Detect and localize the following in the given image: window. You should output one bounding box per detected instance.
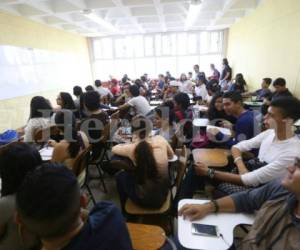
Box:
[92,30,224,79]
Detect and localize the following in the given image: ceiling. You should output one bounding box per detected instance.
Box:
[0,0,261,37]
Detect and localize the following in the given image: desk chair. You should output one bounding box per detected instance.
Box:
[125,145,188,234]
[127,223,166,250]
[73,145,96,205]
[192,148,230,167]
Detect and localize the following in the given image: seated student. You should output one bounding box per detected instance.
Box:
[179,73,193,94]
[193,76,208,103]
[49,110,89,170]
[243,77,272,101]
[0,142,41,250]
[229,73,248,93]
[112,116,173,212]
[15,165,132,250]
[177,172,300,250]
[173,92,194,143]
[109,78,120,97]
[272,77,293,100]
[193,97,300,195]
[207,91,260,148]
[157,74,166,93]
[24,96,52,142]
[73,86,83,110]
[163,80,180,102]
[81,91,109,159]
[85,85,94,92]
[153,104,176,142]
[94,79,113,99]
[114,81,131,106]
[205,79,220,104]
[207,93,236,126]
[56,92,79,119]
[118,85,152,116]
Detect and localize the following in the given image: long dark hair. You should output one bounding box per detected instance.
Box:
[29,96,52,119]
[0,142,42,196]
[54,110,81,158]
[132,116,158,184]
[208,93,224,121]
[59,92,76,110]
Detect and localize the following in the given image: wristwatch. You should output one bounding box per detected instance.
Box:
[207,168,215,179]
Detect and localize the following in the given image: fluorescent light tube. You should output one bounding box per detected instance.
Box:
[85,12,120,33]
[185,0,202,30]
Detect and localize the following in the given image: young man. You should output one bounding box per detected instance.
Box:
[95,79,113,99]
[208,64,220,81]
[243,77,272,101]
[16,164,132,250]
[272,77,293,100]
[118,85,151,116]
[178,164,300,249]
[207,91,260,148]
[195,97,300,191]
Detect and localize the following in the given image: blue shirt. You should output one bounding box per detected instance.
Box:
[64,202,132,250]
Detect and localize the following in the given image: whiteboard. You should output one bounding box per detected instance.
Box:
[0,45,90,100]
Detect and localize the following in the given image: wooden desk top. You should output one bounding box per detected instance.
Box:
[192,148,230,167]
[127,223,166,250]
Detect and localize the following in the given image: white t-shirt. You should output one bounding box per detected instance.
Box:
[24,117,51,142]
[128,96,152,116]
[234,129,300,186]
[180,80,193,94]
[194,84,208,100]
[97,86,113,98]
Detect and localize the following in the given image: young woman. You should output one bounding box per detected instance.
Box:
[24,96,52,142]
[112,116,174,211]
[229,73,248,93]
[153,104,176,142]
[49,110,89,170]
[56,92,79,119]
[0,142,41,250]
[207,93,236,125]
[179,73,193,94]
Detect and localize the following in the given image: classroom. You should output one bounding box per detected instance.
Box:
[0,0,300,249]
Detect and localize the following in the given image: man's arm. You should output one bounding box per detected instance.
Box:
[231,146,248,174]
[178,196,236,221]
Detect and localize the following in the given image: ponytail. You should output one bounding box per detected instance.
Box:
[134,140,158,185]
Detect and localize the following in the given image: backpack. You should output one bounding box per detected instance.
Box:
[0,130,18,145]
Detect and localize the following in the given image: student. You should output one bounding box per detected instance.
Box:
[153,104,176,142]
[49,110,89,170]
[272,77,293,100]
[173,92,194,143]
[157,74,166,92]
[208,63,220,81]
[187,72,193,80]
[207,91,260,148]
[73,86,83,110]
[85,85,94,92]
[179,73,193,94]
[194,97,300,193]
[15,165,132,250]
[56,92,79,119]
[24,96,52,142]
[219,58,232,91]
[229,73,248,93]
[0,142,41,250]
[112,116,173,211]
[207,93,236,125]
[118,85,152,116]
[193,64,200,81]
[109,78,120,97]
[178,173,300,249]
[244,77,272,101]
[193,76,208,102]
[94,79,113,99]
[163,80,180,102]
[205,79,221,104]
[81,91,109,159]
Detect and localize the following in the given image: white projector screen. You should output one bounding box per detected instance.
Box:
[0,45,90,100]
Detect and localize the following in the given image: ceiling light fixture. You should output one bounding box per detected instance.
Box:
[82,9,120,33]
[185,0,202,30]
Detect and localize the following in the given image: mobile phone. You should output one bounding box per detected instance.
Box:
[191,223,219,237]
[121,127,132,135]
